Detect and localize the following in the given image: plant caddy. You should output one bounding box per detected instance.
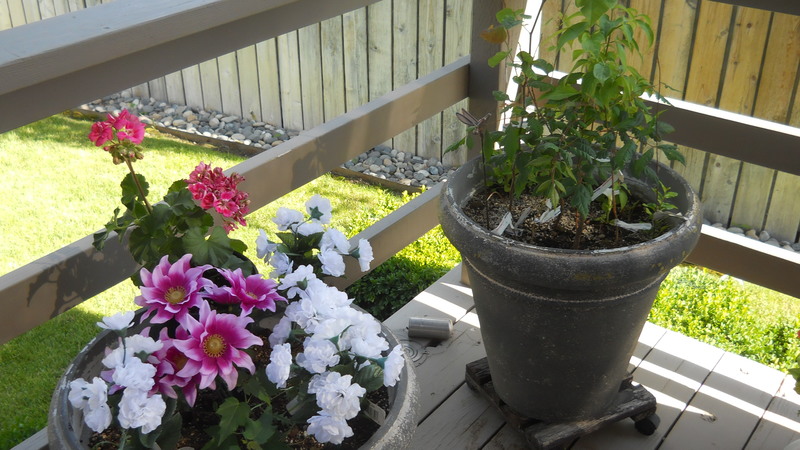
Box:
[439,1,702,447]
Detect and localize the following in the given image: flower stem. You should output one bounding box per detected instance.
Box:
[125,159,153,213]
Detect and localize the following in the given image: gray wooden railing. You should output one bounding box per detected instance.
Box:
[2,0,799,448]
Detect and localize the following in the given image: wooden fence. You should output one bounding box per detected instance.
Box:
[2,0,799,242]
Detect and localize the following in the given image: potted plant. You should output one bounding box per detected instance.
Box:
[49,112,418,448]
[439,1,702,422]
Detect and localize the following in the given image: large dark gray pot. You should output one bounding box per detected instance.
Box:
[439,157,702,421]
[48,308,419,449]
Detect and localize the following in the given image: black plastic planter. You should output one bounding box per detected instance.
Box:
[439,157,702,421]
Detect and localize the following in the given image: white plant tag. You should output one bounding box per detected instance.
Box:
[613,219,652,231]
[363,400,387,426]
[491,212,514,235]
[534,199,561,224]
[513,207,532,229]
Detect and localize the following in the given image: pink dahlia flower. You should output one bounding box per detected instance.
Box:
[173,300,262,390]
[149,328,203,406]
[207,268,286,316]
[134,254,213,326]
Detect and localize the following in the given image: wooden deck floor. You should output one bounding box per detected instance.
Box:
[386,264,800,449]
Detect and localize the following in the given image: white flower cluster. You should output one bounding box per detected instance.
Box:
[257,194,373,279]
[68,311,167,434]
[264,246,404,445]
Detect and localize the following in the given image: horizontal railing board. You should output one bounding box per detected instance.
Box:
[645,97,800,177]
[687,225,800,299]
[0,57,469,346]
[0,0,381,134]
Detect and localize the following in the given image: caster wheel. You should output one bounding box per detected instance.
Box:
[634,414,660,435]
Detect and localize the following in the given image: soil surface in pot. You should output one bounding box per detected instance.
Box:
[464,191,669,250]
[87,333,388,449]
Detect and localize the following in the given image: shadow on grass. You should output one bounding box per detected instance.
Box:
[0,305,106,448]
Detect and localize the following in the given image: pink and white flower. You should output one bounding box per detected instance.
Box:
[207,268,286,315]
[173,301,262,390]
[135,254,213,326]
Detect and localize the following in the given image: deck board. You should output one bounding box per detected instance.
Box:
[402,264,800,449]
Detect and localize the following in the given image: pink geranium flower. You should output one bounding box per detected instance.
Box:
[206,268,286,316]
[111,109,145,144]
[186,162,250,232]
[134,254,213,326]
[173,301,262,390]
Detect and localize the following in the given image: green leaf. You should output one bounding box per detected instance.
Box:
[659,143,685,165]
[578,0,615,24]
[354,363,385,391]
[541,84,579,101]
[557,22,588,51]
[532,58,554,73]
[183,226,236,267]
[488,50,510,68]
[444,136,466,155]
[120,173,149,211]
[217,397,251,438]
[592,63,612,83]
[243,411,277,444]
[154,412,183,450]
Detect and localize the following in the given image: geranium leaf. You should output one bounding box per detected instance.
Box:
[183,226,234,267]
[120,173,149,211]
[243,411,277,444]
[216,397,250,438]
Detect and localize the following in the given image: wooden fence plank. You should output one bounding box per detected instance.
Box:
[164,70,186,106]
[51,0,67,16]
[130,83,149,100]
[416,0,444,159]
[441,0,472,166]
[199,59,222,112]
[537,0,562,66]
[656,0,699,189]
[298,23,324,128]
[628,0,662,81]
[757,13,800,242]
[717,7,771,228]
[7,0,26,27]
[181,64,203,110]
[255,39,282,126]
[37,0,56,19]
[21,0,40,22]
[147,77,167,104]
[218,51,242,117]
[681,0,734,221]
[392,0,419,155]
[367,0,393,148]
[342,7,369,112]
[764,171,800,244]
[277,31,304,130]
[237,45,261,121]
[0,1,12,29]
[321,16,346,122]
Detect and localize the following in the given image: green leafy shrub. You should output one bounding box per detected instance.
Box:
[650,265,800,370]
[349,225,461,321]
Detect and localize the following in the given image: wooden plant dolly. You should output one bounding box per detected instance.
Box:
[465,358,660,450]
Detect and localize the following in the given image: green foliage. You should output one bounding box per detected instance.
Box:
[650,266,800,370]
[449,1,682,236]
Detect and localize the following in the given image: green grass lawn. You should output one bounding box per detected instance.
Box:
[1,114,798,448]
